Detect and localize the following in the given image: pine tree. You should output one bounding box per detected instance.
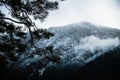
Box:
[0,0,62,68]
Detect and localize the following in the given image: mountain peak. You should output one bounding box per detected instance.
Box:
[44,22,120,64]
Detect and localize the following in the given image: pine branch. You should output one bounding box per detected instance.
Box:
[0,17,34,45]
[0,17,25,24]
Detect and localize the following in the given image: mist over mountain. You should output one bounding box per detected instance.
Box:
[39,22,120,80]
[40,22,120,65]
[1,22,120,80]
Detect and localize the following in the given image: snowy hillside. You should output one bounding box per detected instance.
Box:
[41,22,120,65]
[1,22,120,80]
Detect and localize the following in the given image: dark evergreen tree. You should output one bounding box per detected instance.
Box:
[0,0,62,70]
[0,0,59,45]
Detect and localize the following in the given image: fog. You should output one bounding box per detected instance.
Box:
[74,36,120,63]
[75,36,119,53]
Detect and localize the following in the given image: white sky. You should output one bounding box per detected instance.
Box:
[1,0,120,29]
[36,0,120,29]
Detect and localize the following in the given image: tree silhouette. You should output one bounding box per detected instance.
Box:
[0,0,60,45]
[0,0,64,79]
[0,0,62,67]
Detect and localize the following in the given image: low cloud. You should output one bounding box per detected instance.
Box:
[74,36,120,63]
[75,36,119,53]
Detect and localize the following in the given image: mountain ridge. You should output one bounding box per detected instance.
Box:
[39,22,120,65]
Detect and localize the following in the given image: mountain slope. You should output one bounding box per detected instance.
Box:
[49,22,120,39]
[41,45,120,80]
[13,22,120,80]
[41,22,120,64]
[1,22,119,80]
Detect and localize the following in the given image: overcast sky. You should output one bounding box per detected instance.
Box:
[36,0,120,29]
[1,0,120,29]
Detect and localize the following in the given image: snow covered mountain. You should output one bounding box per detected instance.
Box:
[38,22,120,80]
[3,22,120,80]
[41,22,120,65]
